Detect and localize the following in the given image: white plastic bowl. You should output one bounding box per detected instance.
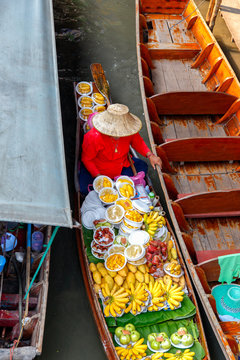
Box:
[116,176,134,187]
[93,226,115,247]
[124,244,145,262]
[105,253,127,272]
[79,107,93,121]
[78,95,94,108]
[76,81,93,96]
[93,104,106,113]
[117,183,136,199]
[93,175,113,193]
[124,211,143,227]
[105,204,125,224]
[128,230,150,246]
[107,245,125,255]
[99,187,119,205]
[132,199,150,214]
[122,219,141,230]
[92,92,107,106]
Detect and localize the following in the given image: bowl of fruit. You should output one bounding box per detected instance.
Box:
[93,175,113,193]
[115,324,141,348]
[105,204,125,224]
[76,81,93,96]
[124,244,145,262]
[147,332,171,353]
[113,235,129,248]
[124,209,143,227]
[93,104,106,113]
[78,95,93,108]
[116,176,134,187]
[93,226,115,247]
[117,183,135,199]
[115,198,133,211]
[105,253,126,272]
[92,92,106,106]
[170,327,194,348]
[99,187,118,205]
[79,107,93,121]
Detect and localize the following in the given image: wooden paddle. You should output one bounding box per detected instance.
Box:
[90,63,111,105]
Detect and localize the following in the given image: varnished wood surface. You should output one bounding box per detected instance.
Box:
[137,1,240,358]
[151,91,237,115]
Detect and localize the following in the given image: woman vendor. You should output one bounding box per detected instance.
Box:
[79,103,162,195]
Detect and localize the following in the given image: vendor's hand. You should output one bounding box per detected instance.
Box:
[148,153,162,170]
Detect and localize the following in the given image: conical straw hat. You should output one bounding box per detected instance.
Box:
[92,104,142,137]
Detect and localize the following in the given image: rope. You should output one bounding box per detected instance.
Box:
[9,340,18,360]
[24,226,59,300]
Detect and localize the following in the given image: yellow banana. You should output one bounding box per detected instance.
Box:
[104,304,110,317]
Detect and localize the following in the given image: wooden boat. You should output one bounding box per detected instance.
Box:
[74,68,209,360]
[136,0,240,359]
[0,1,72,357]
[0,225,51,359]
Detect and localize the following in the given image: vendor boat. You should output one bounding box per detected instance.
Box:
[136,0,240,359]
[74,66,209,360]
[0,1,72,358]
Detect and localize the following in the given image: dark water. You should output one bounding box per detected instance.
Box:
[39,0,240,359]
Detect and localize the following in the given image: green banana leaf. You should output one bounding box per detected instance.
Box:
[105,295,195,328]
[109,318,205,360]
[82,227,104,264]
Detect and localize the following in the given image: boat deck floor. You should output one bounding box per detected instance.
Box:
[145,15,240,255]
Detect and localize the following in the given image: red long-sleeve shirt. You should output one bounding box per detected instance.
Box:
[81,128,150,178]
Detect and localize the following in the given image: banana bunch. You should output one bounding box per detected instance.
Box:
[115,338,148,360]
[143,211,166,236]
[147,281,166,311]
[80,96,93,108]
[103,283,129,317]
[125,283,148,315]
[93,92,105,104]
[164,349,195,360]
[166,261,182,276]
[152,353,164,360]
[159,279,184,310]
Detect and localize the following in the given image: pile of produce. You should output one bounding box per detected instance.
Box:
[80,173,205,360]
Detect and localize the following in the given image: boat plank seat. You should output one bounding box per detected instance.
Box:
[175,189,240,218]
[150,91,238,115]
[196,249,240,264]
[147,42,201,59]
[158,137,240,162]
[0,310,34,327]
[141,0,189,14]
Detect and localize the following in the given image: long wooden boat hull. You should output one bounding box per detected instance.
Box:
[136,1,240,359]
[75,79,209,359]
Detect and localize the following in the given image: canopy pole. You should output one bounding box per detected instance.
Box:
[24,226,60,300]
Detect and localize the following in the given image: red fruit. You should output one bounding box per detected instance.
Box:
[156,336,164,342]
[148,245,157,254]
[146,252,153,261]
[152,255,162,266]
[122,330,130,335]
[150,240,158,247]
[121,237,127,245]
[149,265,157,274]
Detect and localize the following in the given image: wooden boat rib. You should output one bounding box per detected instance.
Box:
[136,0,240,359]
[75,77,209,360]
